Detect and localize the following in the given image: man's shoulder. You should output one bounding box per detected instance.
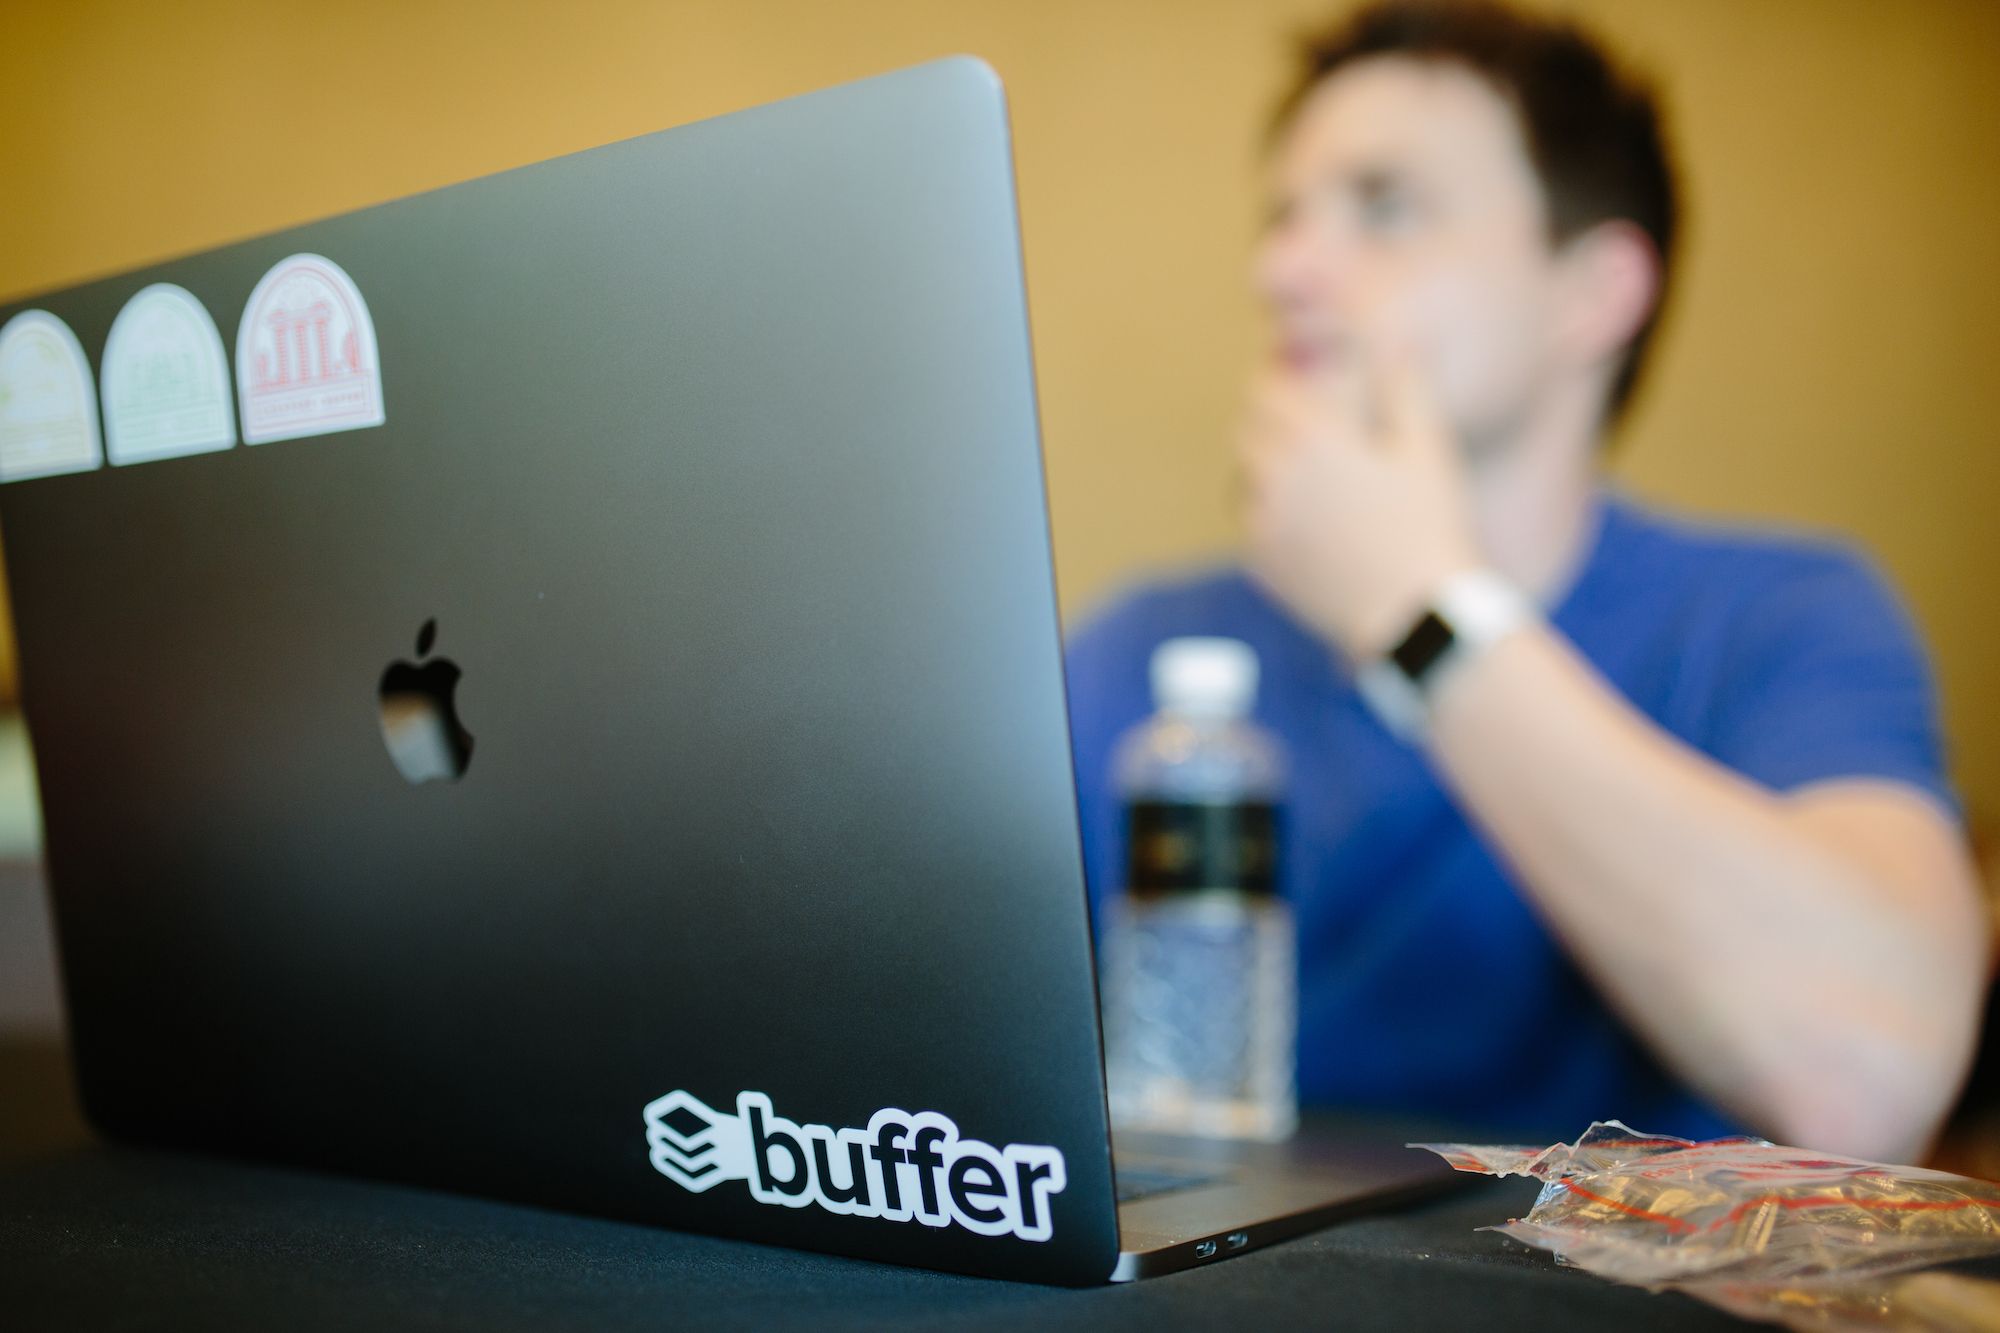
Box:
[1067,563,1265,652]
[1603,496,1953,811]
[1604,491,1878,586]
[1593,492,1903,631]
[1063,563,1299,721]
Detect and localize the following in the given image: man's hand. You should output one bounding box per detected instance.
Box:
[1234,347,1986,1162]
[1238,349,1484,661]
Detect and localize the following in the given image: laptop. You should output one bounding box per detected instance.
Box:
[0,55,1453,1285]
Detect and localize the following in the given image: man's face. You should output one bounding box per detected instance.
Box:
[1255,55,1561,454]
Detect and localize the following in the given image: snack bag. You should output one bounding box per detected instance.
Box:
[1416,1120,2000,1330]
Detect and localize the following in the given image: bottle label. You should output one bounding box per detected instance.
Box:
[1124,800,1279,896]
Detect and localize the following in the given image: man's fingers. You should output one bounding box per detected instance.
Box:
[1302,350,1372,432]
[1234,400,1289,512]
[1254,362,1317,425]
[1239,364,1313,471]
[1378,351,1450,457]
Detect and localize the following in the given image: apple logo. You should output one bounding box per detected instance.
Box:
[377,618,474,784]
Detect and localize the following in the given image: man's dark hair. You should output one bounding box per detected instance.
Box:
[1269,0,1680,432]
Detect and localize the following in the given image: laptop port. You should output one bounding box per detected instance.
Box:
[1193,1240,1218,1259]
[1225,1231,1250,1250]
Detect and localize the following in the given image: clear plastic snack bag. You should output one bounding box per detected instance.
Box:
[1415,1120,2000,1331]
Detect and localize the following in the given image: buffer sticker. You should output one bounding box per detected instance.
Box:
[644,1089,1068,1242]
[101,283,237,464]
[236,253,385,444]
[0,310,103,482]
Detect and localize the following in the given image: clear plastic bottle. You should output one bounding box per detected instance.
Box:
[1101,637,1297,1141]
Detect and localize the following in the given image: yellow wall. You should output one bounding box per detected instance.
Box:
[3,0,1996,820]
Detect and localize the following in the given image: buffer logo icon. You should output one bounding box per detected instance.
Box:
[643,1089,753,1193]
[642,1089,1067,1242]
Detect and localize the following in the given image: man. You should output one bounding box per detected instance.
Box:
[1064,0,1987,1162]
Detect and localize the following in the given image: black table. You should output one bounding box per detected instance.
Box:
[0,1039,1748,1331]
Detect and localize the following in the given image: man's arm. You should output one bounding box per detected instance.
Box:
[1425,618,1986,1162]
[1237,351,1989,1161]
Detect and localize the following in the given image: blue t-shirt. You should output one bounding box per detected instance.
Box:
[1063,488,1956,1141]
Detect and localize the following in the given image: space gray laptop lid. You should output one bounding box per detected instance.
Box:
[0,57,1123,1285]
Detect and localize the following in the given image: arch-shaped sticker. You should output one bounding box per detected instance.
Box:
[0,310,104,483]
[236,253,385,444]
[102,283,237,464]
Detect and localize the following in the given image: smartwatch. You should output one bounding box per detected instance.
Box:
[1353,569,1535,741]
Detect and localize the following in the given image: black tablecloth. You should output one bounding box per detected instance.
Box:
[0,1039,1754,1331]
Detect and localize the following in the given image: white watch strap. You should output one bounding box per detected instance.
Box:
[1354,569,1534,741]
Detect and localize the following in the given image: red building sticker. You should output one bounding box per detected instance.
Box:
[236,253,385,444]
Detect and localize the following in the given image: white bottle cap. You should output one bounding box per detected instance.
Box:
[1150,637,1259,719]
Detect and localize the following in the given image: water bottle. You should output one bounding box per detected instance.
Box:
[1101,636,1297,1141]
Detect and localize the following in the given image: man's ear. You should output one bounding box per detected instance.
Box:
[1550,219,1661,375]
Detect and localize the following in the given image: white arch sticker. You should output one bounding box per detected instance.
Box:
[102,283,237,464]
[0,310,103,483]
[236,252,385,444]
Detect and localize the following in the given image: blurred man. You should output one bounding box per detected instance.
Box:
[1065,0,1987,1162]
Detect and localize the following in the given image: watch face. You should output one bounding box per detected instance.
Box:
[1390,609,1457,683]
